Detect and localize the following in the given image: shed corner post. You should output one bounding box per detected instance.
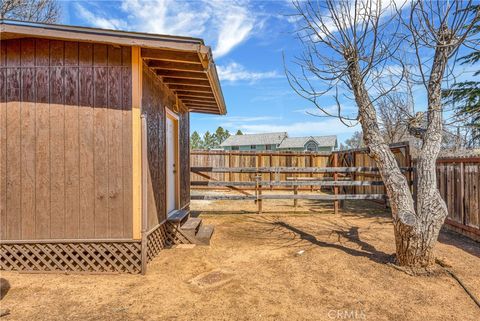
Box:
[131,45,146,273]
[140,114,148,275]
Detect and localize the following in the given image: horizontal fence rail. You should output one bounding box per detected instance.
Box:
[191,180,385,187]
[191,194,386,201]
[191,166,411,173]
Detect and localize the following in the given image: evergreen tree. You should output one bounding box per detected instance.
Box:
[203,131,216,150]
[214,126,230,147]
[442,5,480,147]
[235,130,244,135]
[190,131,203,150]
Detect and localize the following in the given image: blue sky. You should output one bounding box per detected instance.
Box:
[62,0,478,144]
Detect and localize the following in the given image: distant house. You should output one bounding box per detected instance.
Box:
[220,132,337,152]
[278,135,338,152]
[220,132,287,151]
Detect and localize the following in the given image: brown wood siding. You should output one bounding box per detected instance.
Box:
[141,65,180,230]
[179,112,190,208]
[0,38,133,240]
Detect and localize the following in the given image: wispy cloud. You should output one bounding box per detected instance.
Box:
[218,62,282,82]
[74,0,260,58]
[75,3,127,30]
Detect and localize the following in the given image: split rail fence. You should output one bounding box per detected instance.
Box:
[190,144,480,241]
[190,143,411,214]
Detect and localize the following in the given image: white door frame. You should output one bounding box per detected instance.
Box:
[165,107,180,216]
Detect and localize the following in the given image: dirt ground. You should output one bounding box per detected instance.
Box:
[1,194,479,321]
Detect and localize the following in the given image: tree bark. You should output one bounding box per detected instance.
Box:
[343,41,449,268]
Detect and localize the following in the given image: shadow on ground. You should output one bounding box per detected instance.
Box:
[439,229,480,258]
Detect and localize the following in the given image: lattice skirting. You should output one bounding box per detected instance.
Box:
[0,241,142,274]
[1,221,193,274]
[146,221,192,263]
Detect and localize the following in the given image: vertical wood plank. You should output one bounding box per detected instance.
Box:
[131,46,142,239]
[35,38,51,238]
[78,42,95,238]
[107,45,124,237]
[64,41,80,238]
[6,39,22,240]
[0,41,7,239]
[122,46,133,238]
[49,40,65,238]
[20,38,36,239]
[93,43,109,237]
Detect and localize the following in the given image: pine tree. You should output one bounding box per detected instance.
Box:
[214,126,230,147]
[442,5,479,147]
[235,130,244,135]
[203,131,215,150]
[190,131,203,150]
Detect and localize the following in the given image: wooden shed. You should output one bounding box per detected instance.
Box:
[0,20,226,274]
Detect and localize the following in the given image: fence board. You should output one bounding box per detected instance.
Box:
[436,158,480,240]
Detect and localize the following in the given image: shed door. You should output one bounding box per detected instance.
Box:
[166,116,178,215]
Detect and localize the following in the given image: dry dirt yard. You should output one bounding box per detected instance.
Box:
[1,196,479,321]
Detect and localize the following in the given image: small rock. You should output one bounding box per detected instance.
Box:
[295,250,305,256]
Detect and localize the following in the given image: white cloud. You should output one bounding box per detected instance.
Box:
[217,62,281,82]
[75,4,127,30]
[74,0,259,58]
[210,1,255,57]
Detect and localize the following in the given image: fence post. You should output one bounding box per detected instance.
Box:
[460,160,465,226]
[228,152,232,183]
[333,153,339,214]
[269,153,273,190]
[255,175,263,214]
[294,177,298,208]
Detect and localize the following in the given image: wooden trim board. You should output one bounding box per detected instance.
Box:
[132,46,142,240]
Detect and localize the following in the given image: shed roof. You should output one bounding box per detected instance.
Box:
[0,19,226,115]
[220,132,288,147]
[278,136,337,149]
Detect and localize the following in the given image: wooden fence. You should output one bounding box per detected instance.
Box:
[190,145,479,241]
[436,157,480,241]
[191,143,412,214]
[191,150,332,187]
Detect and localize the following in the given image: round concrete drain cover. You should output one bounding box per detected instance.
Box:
[188,269,234,289]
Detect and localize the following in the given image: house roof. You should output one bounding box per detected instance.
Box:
[278,136,337,149]
[220,132,288,147]
[0,19,226,115]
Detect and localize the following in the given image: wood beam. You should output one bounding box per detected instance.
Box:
[169,84,213,93]
[148,60,204,72]
[155,69,208,80]
[184,102,218,108]
[162,78,211,87]
[176,91,215,98]
[190,108,218,114]
[189,107,217,112]
[141,48,201,64]
[181,98,217,104]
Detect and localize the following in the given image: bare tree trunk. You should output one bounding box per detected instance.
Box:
[288,0,478,270]
[344,45,448,268]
